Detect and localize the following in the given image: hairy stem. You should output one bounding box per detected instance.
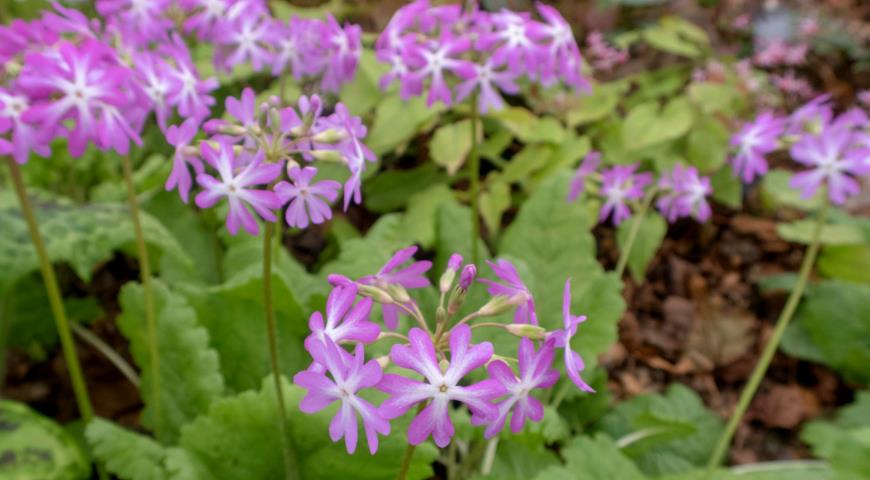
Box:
[263,224,299,480]
[705,205,828,473]
[120,154,162,438]
[468,93,481,265]
[396,443,417,480]
[480,437,499,476]
[6,157,94,419]
[614,188,657,279]
[72,323,140,389]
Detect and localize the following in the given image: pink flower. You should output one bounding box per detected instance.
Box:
[360,246,432,329]
[96,0,173,45]
[304,284,379,353]
[567,151,601,201]
[479,259,537,325]
[787,94,833,135]
[656,165,712,223]
[162,34,218,123]
[0,88,50,164]
[788,126,869,204]
[320,16,362,93]
[599,164,653,225]
[275,167,341,229]
[475,10,538,74]
[294,339,390,454]
[377,325,501,447]
[165,118,203,203]
[730,112,785,183]
[527,3,590,92]
[550,280,594,392]
[194,142,282,235]
[476,338,559,438]
[403,33,472,106]
[454,57,520,113]
[213,11,273,72]
[586,31,628,72]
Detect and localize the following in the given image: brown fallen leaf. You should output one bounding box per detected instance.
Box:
[685,304,755,371]
[751,384,821,429]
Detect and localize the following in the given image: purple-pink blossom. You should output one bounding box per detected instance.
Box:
[360,246,432,329]
[275,167,341,229]
[294,339,390,454]
[788,125,869,204]
[479,259,537,325]
[165,118,203,203]
[567,151,601,201]
[377,325,501,447]
[305,284,379,353]
[729,112,785,183]
[656,165,712,223]
[598,164,653,225]
[550,280,594,392]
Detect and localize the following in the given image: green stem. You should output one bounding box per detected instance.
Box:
[6,157,94,420]
[396,443,416,480]
[468,93,481,265]
[120,155,162,439]
[480,437,499,476]
[614,188,656,279]
[263,224,299,480]
[705,205,828,473]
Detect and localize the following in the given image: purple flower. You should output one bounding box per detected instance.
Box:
[213,11,273,72]
[19,39,141,156]
[656,165,713,223]
[586,31,628,72]
[304,284,379,353]
[319,16,362,93]
[377,325,501,447]
[316,103,375,209]
[275,167,341,229]
[476,338,559,438]
[403,34,472,107]
[0,88,50,164]
[96,0,173,45]
[788,127,869,205]
[181,0,233,40]
[131,51,174,131]
[786,94,833,135]
[165,118,203,203]
[549,280,594,392]
[527,3,590,92]
[294,339,390,454]
[567,151,601,201]
[729,112,784,183]
[162,34,218,123]
[476,10,538,74]
[459,264,477,290]
[270,16,316,78]
[454,57,520,113]
[598,164,653,225]
[194,142,282,235]
[360,246,432,329]
[479,259,537,325]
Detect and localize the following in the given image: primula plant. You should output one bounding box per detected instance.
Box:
[2,1,870,480]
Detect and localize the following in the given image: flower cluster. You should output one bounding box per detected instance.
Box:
[728,95,870,204]
[165,87,375,234]
[585,31,628,72]
[567,152,713,226]
[294,248,594,453]
[374,0,590,112]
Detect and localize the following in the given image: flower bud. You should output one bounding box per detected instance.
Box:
[357,284,393,304]
[311,128,346,144]
[438,358,450,374]
[477,295,513,317]
[309,149,345,162]
[446,288,467,316]
[505,323,547,340]
[386,284,411,304]
[459,264,477,290]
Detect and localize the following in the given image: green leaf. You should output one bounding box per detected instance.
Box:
[818,245,870,283]
[499,171,625,357]
[179,377,438,480]
[367,95,441,156]
[616,212,667,283]
[430,119,480,175]
[566,85,623,127]
[491,107,567,144]
[118,281,225,443]
[401,184,459,248]
[595,384,723,476]
[180,270,308,392]
[686,117,730,172]
[0,400,89,480]
[687,82,744,115]
[622,98,693,151]
[362,163,449,213]
[710,167,742,209]
[761,169,824,211]
[476,438,560,480]
[642,16,709,58]
[501,145,556,184]
[802,391,870,460]
[789,280,870,383]
[479,179,511,236]
[0,194,191,294]
[87,418,171,480]
[434,202,491,277]
[777,221,865,246]
[319,214,410,282]
[554,434,646,480]
[339,49,387,115]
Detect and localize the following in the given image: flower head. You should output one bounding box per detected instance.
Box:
[305,284,379,353]
[788,125,869,204]
[656,165,712,223]
[360,246,431,329]
[729,112,784,183]
[165,118,203,203]
[550,280,594,392]
[598,164,653,225]
[567,151,601,201]
[479,259,537,325]
[275,166,341,229]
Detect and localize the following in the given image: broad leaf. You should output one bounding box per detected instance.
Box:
[622,98,693,151]
[363,163,449,213]
[430,119,479,175]
[616,212,667,283]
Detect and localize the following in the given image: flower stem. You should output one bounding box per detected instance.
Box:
[6,157,95,420]
[614,188,656,279]
[705,205,828,473]
[481,437,499,476]
[120,154,162,439]
[396,443,417,480]
[263,223,299,480]
[468,93,481,265]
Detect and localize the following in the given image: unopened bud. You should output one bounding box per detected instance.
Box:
[309,149,344,162]
[505,323,547,340]
[478,295,513,317]
[446,288,467,316]
[269,107,283,132]
[311,129,346,144]
[357,284,393,304]
[218,123,247,136]
[386,284,411,304]
[459,264,477,290]
[439,254,463,294]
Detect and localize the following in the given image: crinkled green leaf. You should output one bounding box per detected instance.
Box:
[0,400,89,480]
[319,214,410,281]
[363,163,449,213]
[499,171,625,357]
[622,98,693,151]
[595,384,723,476]
[401,183,458,248]
[86,418,169,480]
[617,212,667,283]
[480,179,511,236]
[473,438,560,480]
[491,107,567,144]
[435,202,491,277]
[367,95,441,156]
[557,434,646,479]
[818,245,870,283]
[501,144,556,185]
[118,281,225,443]
[710,167,742,209]
[0,192,190,294]
[686,116,730,172]
[566,85,623,127]
[802,396,870,480]
[777,220,864,246]
[430,119,479,175]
